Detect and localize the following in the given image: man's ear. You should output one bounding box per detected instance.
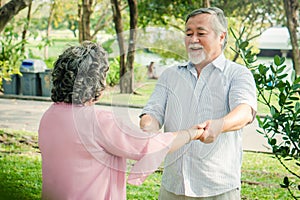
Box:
[219,31,226,46]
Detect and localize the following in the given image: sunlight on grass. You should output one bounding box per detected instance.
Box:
[242,152,300,199]
[99,79,157,107]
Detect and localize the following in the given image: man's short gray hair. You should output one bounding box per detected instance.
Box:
[185,7,228,49]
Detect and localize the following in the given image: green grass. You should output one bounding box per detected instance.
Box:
[0,129,41,200]
[99,79,157,107]
[241,152,300,199]
[1,129,299,199]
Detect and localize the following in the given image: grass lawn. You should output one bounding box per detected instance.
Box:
[99,79,157,107]
[0,129,299,200]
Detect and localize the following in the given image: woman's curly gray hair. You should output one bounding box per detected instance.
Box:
[51,41,109,104]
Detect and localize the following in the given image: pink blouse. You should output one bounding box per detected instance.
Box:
[38,103,175,200]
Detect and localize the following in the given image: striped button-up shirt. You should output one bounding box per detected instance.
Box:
[141,53,257,197]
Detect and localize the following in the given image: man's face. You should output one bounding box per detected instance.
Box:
[185,14,225,66]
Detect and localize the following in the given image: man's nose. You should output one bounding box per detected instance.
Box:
[190,34,200,43]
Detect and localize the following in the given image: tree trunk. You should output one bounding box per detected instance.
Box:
[81,0,92,42]
[78,0,93,43]
[78,1,82,42]
[21,0,31,53]
[284,0,300,75]
[110,0,126,91]
[0,0,31,33]
[121,0,137,94]
[202,0,210,8]
[44,0,56,59]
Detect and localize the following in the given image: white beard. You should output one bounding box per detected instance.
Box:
[187,44,206,65]
[188,50,206,65]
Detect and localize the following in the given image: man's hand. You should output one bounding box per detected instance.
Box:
[139,114,160,133]
[187,123,207,140]
[199,118,224,143]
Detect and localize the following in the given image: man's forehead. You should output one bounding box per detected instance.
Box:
[185,26,208,32]
[185,15,212,31]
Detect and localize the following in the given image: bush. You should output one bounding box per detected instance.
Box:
[232,28,300,199]
[0,22,26,90]
[106,58,120,86]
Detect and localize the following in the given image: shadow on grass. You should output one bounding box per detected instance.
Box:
[0,130,41,200]
[0,154,42,200]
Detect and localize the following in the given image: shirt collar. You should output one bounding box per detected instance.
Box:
[178,53,226,72]
[211,53,226,71]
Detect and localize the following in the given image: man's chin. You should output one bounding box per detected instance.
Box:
[189,57,205,65]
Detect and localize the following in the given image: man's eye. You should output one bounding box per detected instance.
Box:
[186,33,192,36]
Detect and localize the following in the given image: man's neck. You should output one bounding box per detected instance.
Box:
[194,53,222,77]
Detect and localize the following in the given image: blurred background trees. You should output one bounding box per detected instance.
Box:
[0,0,299,91]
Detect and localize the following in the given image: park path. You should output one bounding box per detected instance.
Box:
[0,97,271,153]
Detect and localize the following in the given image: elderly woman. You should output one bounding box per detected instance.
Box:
[38,41,204,200]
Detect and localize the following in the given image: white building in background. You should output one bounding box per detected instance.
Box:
[258,27,292,56]
[256,27,298,81]
[257,27,300,58]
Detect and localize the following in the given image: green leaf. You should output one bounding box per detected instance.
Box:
[283,177,289,186]
[274,55,285,66]
[277,65,286,74]
[294,76,300,84]
[292,83,300,90]
[277,74,288,79]
[279,93,286,106]
[275,81,286,89]
[285,123,291,135]
[295,102,300,112]
[269,138,277,145]
[258,64,266,74]
[270,65,276,73]
[289,96,299,101]
[270,106,278,116]
[239,41,249,49]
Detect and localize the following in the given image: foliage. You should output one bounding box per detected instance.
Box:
[232,28,300,199]
[0,22,26,83]
[138,0,203,29]
[44,57,57,69]
[106,57,120,86]
[137,28,187,62]
[106,57,147,87]
[138,0,285,62]
[138,0,285,32]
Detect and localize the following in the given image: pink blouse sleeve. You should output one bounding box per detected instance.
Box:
[95,110,175,185]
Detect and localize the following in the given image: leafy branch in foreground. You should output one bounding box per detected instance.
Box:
[231,27,300,199]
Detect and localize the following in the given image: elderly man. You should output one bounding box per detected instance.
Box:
[140,7,257,200]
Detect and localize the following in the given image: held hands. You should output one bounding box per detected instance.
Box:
[197,118,224,143]
[186,123,207,141]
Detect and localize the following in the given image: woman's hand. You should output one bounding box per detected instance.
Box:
[187,123,207,141]
[199,118,224,143]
